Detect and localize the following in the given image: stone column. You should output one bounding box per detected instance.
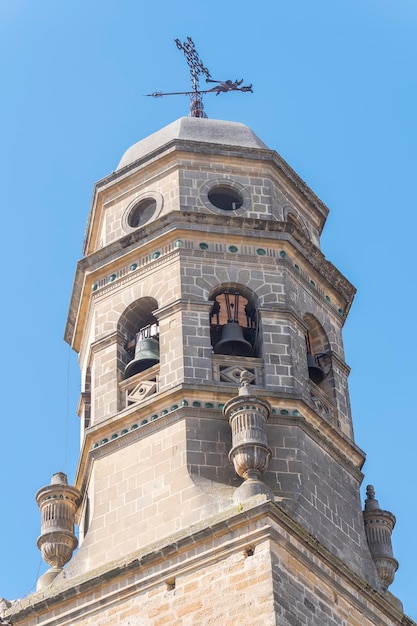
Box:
[363,484,398,591]
[36,472,80,590]
[223,371,273,503]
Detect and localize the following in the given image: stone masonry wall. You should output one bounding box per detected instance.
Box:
[12,540,277,626]
[185,411,377,587]
[10,510,407,626]
[271,538,394,626]
[67,417,233,578]
[266,423,379,586]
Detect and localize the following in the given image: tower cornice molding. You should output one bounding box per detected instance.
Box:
[8,499,411,626]
[74,380,365,499]
[65,212,355,350]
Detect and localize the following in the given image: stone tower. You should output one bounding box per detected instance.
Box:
[2,117,414,625]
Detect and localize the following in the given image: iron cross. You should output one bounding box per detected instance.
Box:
[146,37,253,118]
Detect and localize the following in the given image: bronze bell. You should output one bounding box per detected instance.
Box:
[214,321,253,357]
[124,337,160,379]
[307,353,325,385]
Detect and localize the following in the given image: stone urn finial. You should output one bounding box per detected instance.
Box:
[36,472,81,590]
[363,484,398,592]
[238,370,252,395]
[223,370,273,502]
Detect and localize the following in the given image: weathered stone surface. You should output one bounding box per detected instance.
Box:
[6,502,412,625]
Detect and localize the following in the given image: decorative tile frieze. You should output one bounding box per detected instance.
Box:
[90,236,346,319]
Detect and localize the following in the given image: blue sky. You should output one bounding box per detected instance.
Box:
[1,0,416,619]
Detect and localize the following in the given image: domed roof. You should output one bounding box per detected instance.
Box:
[116,117,268,170]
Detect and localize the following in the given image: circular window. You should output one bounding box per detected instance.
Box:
[122,191,164,233]
[128,198,157,227]
[200,179,250,215]
[207,186,243,211]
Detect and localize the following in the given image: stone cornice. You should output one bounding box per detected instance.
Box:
[65,212,355,348]
[7,499,413,626]
[73,380,365,501]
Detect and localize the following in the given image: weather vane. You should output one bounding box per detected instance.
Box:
[146,37,253,118]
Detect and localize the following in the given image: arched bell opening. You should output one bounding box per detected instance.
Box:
[118,297,160,380]
[304,314,334,402]
[209,286,260,358]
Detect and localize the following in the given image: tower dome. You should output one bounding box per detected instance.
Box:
[116,117,268,170]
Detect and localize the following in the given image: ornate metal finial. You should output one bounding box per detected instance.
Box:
[146,37,253,118]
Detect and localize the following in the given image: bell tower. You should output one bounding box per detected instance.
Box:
[3,116,414,626]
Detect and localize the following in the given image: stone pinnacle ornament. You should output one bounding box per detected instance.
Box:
[36,472,80,590]
[363,484,398,591]
[223,370,273,502]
